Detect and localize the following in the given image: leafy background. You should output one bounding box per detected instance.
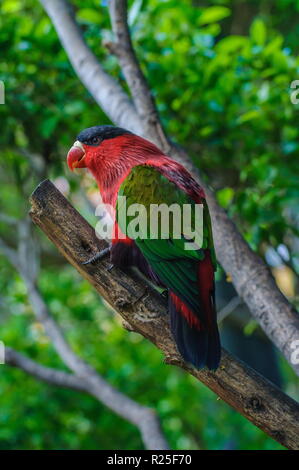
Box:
[0,0,298,450]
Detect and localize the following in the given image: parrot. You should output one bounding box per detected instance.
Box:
[67,125,221,370]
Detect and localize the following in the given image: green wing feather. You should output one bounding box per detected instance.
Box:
[116,165,216,319]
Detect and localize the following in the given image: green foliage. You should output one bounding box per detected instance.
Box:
[133,0,299,252]
[0,0,298,450]
[0,268,285,449]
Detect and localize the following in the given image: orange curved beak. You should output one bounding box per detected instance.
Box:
[67,141,86,171]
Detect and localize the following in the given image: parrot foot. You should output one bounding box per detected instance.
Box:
[82,246,111,265]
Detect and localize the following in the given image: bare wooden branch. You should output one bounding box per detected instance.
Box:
[40,0,143,135]
[5,347,87,392]
[5,346,169,450]
[217,296,243,323]
[0,213,18,225]
[107,0,170,152]
[29,179,299,450]
[0,238,19,270]
[38,0,299,375]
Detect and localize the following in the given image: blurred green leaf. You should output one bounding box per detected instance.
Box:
[216,187,234,209]
[250,19,267,46]
[198,6,231,25]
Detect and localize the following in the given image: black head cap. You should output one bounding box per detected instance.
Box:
[77,125,133,146]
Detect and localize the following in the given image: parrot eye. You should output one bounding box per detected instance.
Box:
[90,136,102,146]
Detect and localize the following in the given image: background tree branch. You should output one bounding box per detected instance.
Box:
[107,0,169,151]
[5,347,88,391]
[5,346,168,450]
[39,0,299,375]
[28,179,299,450]
[39,0,143,135]
[0,218,169,451]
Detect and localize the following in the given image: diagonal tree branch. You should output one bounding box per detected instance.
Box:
[0,213,18,226]
[107,0,170,152]
[39,0,143,135]
[4,346,169,449]
[39,0,299,375]
[0,238,19,270]
[5,347,87,391]
[28,179,299,450]
[107,0,155,117]
[217,296,243,323]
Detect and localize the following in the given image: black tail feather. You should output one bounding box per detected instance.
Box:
[169,293,221,370]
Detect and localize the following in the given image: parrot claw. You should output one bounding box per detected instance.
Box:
[82,246,111,265]
[160,289,168,299]
[106,263,115,272]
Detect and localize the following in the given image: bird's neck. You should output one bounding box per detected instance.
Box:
[90,136,164,206]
